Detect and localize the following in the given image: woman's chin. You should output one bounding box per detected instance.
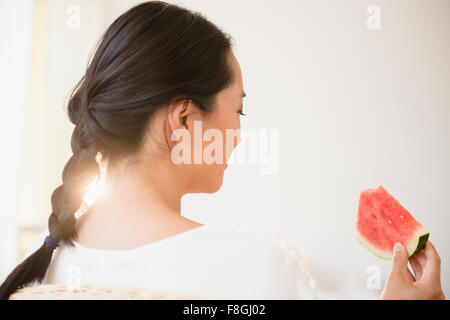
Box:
[206,174,225,194]
[203,170,225,194]
[188,165,227,194]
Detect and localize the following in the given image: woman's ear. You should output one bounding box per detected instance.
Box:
[167,99,198,132]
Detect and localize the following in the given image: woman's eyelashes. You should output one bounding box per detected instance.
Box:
[238,109,246,116]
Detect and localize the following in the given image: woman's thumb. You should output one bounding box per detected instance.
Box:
[391,242,409,275]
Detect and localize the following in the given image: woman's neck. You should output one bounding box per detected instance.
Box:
[73,160,201,250]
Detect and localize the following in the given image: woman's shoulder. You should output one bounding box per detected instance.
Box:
[203,219,307,255]
[195,220,319,299]
[26,221,311,279]
[26,221,318,299]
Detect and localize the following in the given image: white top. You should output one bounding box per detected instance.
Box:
[26,222,318,299]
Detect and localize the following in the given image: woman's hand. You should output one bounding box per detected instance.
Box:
[380,241,446,300]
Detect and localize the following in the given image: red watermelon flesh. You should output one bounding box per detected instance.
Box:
[355,186,429,260]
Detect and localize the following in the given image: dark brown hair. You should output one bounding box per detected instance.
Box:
[0,0,233,299]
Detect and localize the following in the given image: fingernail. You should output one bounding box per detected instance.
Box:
[394,242,403,253]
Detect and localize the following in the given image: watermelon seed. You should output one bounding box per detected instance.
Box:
[388,220,392,224]
[400,215,403,219]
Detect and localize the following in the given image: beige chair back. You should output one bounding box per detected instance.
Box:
[9,283,206,300]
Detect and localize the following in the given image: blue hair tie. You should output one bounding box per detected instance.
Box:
[44,236,59,250]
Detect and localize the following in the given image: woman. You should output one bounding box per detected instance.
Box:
[0,1,445,300]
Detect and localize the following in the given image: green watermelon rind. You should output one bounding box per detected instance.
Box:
[354,227,429,260]
[412,232,429,256]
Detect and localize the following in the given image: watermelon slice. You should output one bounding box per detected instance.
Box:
[355,186,429,260]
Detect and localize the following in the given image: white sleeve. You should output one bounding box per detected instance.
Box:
[254,225,318,300]
[210,221,319,299]
[268,231,318,299]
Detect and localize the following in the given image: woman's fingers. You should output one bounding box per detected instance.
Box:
[409,256,423,280]
[421,241,441,284]
[390,242,410,281]
[406,267,416,283]
[382,241,445,300]
[413,250,427,267]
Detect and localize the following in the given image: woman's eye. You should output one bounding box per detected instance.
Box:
[238,110,246,116]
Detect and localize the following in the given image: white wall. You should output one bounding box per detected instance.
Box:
[0,0,34,279]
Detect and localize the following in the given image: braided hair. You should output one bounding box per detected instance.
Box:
[0,0,234,299]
